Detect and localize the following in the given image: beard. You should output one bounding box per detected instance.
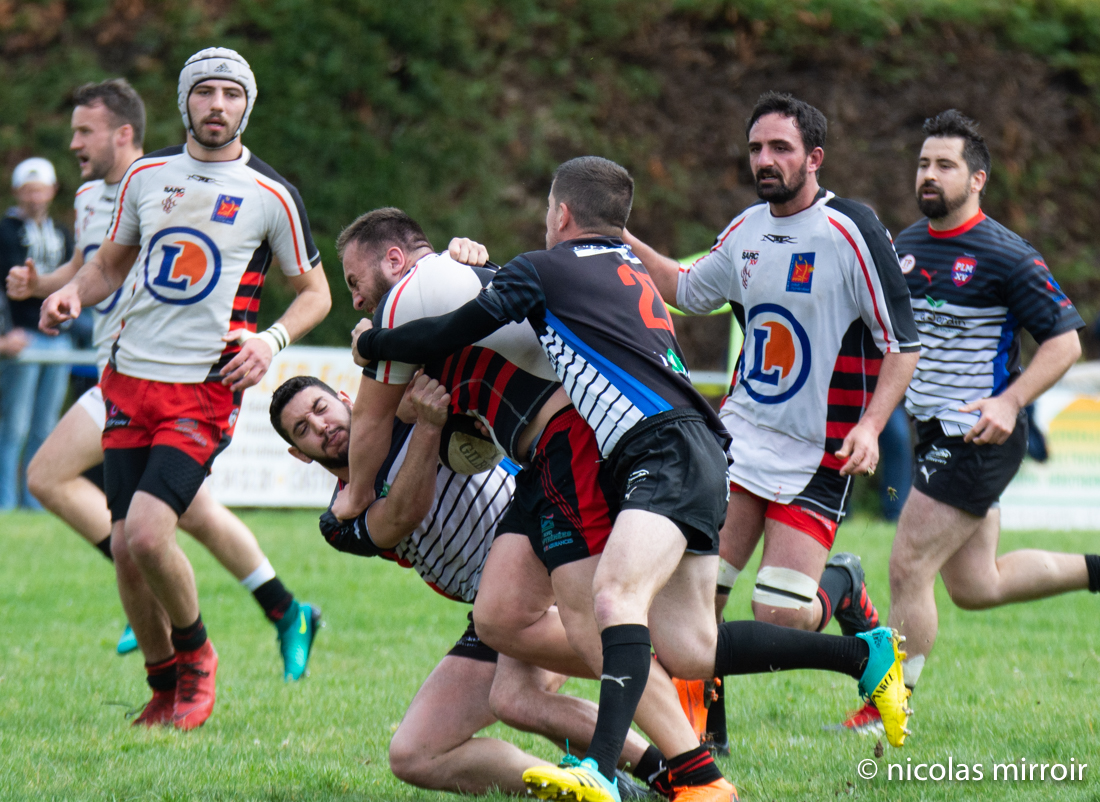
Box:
[917,182,968,220]
[82,147,115,181]
[754,163,808,204]
[191,114,240,149]
[313,451,349,470]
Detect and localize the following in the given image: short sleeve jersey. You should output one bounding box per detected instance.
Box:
[331,420,515,602]
[477,237,728,458]
[676,191,920,503]
[895,210,1084,435]
[364,253,560,461]
[107,145,320,383]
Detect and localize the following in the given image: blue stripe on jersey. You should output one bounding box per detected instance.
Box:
[992,311,1017,396]
[544,309,673,417]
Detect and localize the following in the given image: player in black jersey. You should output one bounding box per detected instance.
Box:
[888,110,1098,697]
[357,158,916,801]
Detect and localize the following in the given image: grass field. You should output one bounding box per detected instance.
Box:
[1,509,1097,801]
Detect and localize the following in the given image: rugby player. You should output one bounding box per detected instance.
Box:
[625,92,921,737]
[40,49,331,729]
[888,110,1096,696]
[270,373,656,798]
[7,79,321,675]
[355,159,914,801]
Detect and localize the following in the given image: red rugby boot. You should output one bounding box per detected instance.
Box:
[173,640,218,730]
[132,689,175,727]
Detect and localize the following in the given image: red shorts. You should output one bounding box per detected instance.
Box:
[100,366,240,467]
[729,481,839,550]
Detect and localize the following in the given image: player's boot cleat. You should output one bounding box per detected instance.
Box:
[856,627,912,747]
[824,700,885,736]
[277,601,322,681]
[614,768,655,800]
[670,777,739,801]
[117,623,139,655]
[827,552,880,637]
[673,677,713,744]
[173,640,218,731]
[131,689,174,726]
[523,755,622,802]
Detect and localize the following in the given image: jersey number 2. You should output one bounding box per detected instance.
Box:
[617,264,674,332]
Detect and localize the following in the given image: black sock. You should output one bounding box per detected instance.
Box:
[715,619,868,680]
[705,676,727,744]
[170,614,207,653]
[633,744,666,785]
[94,535,113,563]
[816,564,852,630]
[253,577,294,624]
[145,655,177,692]
[585,624,652,779]
[666,744,723,788]
[1086,554,1100,593]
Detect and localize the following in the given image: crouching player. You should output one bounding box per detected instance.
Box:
[270,374,656,797]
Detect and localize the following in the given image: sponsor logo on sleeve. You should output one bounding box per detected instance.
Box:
[899,254,916,274]
[211,194,244,224]
[951,255,976,286]
[785,252,815,293]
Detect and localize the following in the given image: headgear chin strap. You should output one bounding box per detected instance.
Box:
[178,47,257,149]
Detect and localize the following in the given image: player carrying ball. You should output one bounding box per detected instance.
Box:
[40,48,331,729]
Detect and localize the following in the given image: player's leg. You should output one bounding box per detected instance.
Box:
[179,486,320,680]
[750,519,830,630]
[939,507,1093,608]
[0,357,38,510]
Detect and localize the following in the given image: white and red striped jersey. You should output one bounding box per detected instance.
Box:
[677,190,919,511]
[106,144,320,383]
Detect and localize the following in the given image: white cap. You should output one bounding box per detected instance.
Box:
[177,47,257,147]
[12,157,57,189]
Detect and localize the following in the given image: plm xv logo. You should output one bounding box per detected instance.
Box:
[143,227,223,306]
[739,303,812,404]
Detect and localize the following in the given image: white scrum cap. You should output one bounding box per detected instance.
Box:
[177,47,257,144]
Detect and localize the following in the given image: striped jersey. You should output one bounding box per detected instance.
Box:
[478,237,728,458]
[106,144,320,383]
[364,252,560,461]
[895,210,1084,435]
[331,420,514,602]
[676,190,920,507]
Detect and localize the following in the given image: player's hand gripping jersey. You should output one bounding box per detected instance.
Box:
[677,191,919,508]
[894,210,1084,436]
[363,252,560,462]
[320,419,515,602]
[107,145,320,383]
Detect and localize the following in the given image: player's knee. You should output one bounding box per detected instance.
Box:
[751,566,819,630]
[488,679,535,732]
[943,578,996,610]
[124,520,169,564]
[471,600,510,654]
[388,728,433,788]
[889,548,930,595]
[25,454,54,505]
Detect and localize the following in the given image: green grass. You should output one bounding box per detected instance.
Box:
[1,510,1097,801]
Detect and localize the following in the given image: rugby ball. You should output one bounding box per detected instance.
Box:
[440,414,504,475]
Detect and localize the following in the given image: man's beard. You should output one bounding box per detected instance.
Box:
[755,163,807,204]
[917,182,967,220]
[313,451,349,470]
[192,114,239,149]
[83,148,114,181]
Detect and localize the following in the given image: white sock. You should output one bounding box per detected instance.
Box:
[902,654,926,688]
[241,559,276,592]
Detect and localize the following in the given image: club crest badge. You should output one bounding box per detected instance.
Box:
[952,256,976,286]
[211,194,244,224]
[786,253,815,293]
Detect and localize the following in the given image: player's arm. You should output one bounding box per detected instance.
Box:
[835,350,920,476]
[221,264,331,392]
[6,250,83,301]
[39,240,138,335]
[621,228,682,305]
[962,329,1080,445]
[356,296,506,366]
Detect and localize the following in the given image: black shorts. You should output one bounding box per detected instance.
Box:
[446,611,498,663]
[607,409,729,554]
[104,445,208,523]
[912,412,1028,518]
[496,408,618,573]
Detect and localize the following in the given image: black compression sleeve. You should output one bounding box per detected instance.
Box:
[318,509,383,558]
[357,298,505,365]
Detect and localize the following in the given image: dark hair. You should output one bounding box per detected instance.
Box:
[550,156,634,232]
[922,109,991,196]
[72,78,146,147]
[269,375,340,445]
[335,207,433,261]
[745,91,827,154]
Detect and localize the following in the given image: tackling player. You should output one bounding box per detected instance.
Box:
[887,110,1096,697]
[625,92,921,737]
[7,79,321,677]
[40,49,331,729]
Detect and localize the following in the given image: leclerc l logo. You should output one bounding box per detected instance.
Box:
[143,227,222,305]
[739,303,812,404]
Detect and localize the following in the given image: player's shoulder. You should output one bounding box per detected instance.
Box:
[121,146,185,183]
[822,194,889,242]
[243,150,303,197]
[717,200,767,241]
[969,214,1038,262]
[75,179,103,198]
[894,218,928,247]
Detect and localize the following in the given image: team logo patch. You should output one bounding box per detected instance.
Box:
[174,418,209,447]
[741,250,758,289]
[899,254,916,274]
[785,253,815,293]
[162,186,186,214]
[143,227,222,305]
[739,303,812,404]
[211,194,244,224]
[952,255,976,286]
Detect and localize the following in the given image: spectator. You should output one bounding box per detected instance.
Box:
[0,281,29,357]
[0,157,73,510]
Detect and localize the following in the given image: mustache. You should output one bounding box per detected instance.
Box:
[201,114,228,125]
[756,167,784,181]
[919,181,944,195]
